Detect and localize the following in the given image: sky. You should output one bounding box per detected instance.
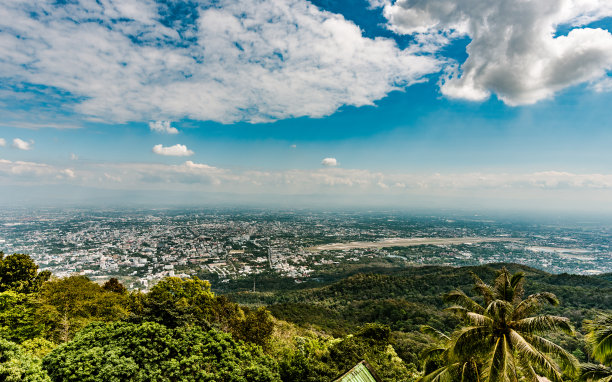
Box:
[0,0,612,212]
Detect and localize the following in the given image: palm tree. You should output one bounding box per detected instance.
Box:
[419,267,578,382]
[581,312,612,381]
[419,325,481,381]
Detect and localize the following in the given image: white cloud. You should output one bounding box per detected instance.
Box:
[152,144,194,157]
[290,144,297,149]
[5,157,612,210]
[0,122,82,130]
[12,138,33,150]
[0,138,5,147]
[0,0,440,124]
[0,158,74,179]
[61,168,76,178]
[321,157,338,167]
[593,77,612,93]
[377,0,612,105]
[149,121,178,134]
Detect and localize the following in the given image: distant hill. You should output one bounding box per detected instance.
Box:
[228,263,611,335]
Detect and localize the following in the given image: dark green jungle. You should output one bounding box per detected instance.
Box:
[1,251,610,381]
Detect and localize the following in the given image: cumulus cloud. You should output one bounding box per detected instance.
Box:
[321,158,338,167]
[0,138,5,147]
[0,0,439,124]
[152,144,194,157]
[376,0,612,105]
[149,121,178,134]
[12,138,33,150]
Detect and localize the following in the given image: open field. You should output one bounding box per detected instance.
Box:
[308,237,522,251]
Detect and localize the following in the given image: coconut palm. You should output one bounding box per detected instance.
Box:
[581,312,612,381]
[419,268,578,382]
[419,325,481,382]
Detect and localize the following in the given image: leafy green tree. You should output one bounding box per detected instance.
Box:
[0,253,50,294]
[235,306,276,349]
[102,278,127,294]
[138,276,216,328]
[36,275,129,342]
[135,277,275,347]
[42,321,281,382]
[420,268,579,382]
[328,323,419,382]
[0,338,50,382]
[0,291,44,342]
[581,313,612,381]
[278,324,418,382]
[278,336,338,382]
[20,338,57,359]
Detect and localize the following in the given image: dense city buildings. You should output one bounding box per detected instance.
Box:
[1,208,610,290]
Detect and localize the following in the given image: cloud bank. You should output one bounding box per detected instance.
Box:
[0,0,439,124]
[5,157,612,210]
[5,158,612,192]
[376,0,612,105]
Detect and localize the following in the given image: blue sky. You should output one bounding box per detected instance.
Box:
[1,0,612,211]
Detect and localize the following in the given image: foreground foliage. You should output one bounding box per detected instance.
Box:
[43,321,281,382]
[0,253,610,381]
[581,313,612,382]
[420,268,579,382]
[0,338,50,382]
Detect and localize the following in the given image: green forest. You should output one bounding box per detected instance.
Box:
[1,251,610,382]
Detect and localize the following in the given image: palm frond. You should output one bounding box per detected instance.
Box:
[493,267,514,303]
[444,305,470,320]
[516,355,539,382]
[421,325,451,341]
[527,334,579,374]
[460,359,481,382]
[512,293,559,320]
[418,365,455,382]
[512,315,574,336]
[510,272,525,304]
[443,290,485,314]
[449,326,492,359]
[485,299,512,323]
[466,312,493,327]
[471,272,495,304]
[420,345,448,361]
[510,272,525,289]
[509,330,563,382]
[579,363,612,382]
[483,334,515,382]
[584,313,612,365]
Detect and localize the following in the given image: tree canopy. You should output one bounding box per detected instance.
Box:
[42,321,281,382]
[419,268,579,382]
[0,338,50,382]
[0,253,50,294]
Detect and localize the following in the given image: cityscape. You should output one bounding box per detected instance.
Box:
[1,208,610,290]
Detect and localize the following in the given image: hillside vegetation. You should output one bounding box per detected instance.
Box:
[0,252,610,381]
